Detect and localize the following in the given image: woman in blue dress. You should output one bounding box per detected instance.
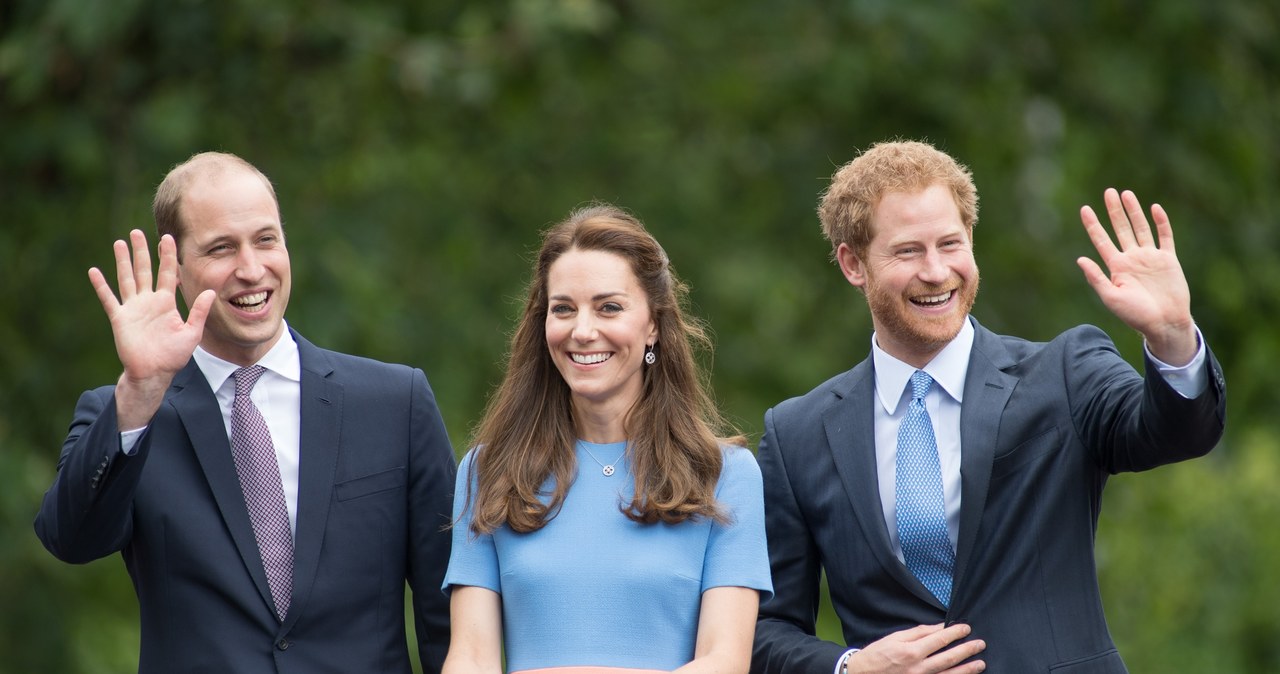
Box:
[443,204,772,674]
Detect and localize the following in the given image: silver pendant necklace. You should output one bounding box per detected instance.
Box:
[580,443,626,476]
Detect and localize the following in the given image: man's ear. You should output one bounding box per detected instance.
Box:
[173,260,190,309]
[835,243,867,289]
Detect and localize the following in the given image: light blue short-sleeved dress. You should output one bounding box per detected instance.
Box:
[443,440,773,673]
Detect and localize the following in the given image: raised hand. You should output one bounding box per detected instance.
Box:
[88,229,214,429]
[1077,188,1198,366]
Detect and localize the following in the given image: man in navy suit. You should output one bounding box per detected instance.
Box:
[751,141,1225,673]
[35,152,456,673]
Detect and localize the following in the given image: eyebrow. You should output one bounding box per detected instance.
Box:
[887,229,967,247]
[548,291,628,302]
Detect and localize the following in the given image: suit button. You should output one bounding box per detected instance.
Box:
[277,639,290,651]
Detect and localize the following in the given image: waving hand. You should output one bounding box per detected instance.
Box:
[1077,188,1198,366]
[88,230,214,429]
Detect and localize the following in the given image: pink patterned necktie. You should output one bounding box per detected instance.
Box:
[231,365,294,621]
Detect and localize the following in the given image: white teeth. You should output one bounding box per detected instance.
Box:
[232,291,268,307]
[915,291,951,306]
[571,352,611,365]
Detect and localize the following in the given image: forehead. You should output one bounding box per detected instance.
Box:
[870,184,965,242]
[180,170,281,244]
[547,248,641,295]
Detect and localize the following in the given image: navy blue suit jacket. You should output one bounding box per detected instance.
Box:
[752,318,1226,673]
[36,330,457,673]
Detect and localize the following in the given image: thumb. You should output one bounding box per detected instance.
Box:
[185,289,216,333]
[1076,256,1111,296]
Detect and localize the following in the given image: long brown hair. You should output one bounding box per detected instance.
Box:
[467,203,743,534]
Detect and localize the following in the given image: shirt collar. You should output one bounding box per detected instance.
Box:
[193,321,301,392]
[872,316,974,415]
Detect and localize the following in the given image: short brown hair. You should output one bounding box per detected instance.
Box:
[818,140,978,259]
[152,152,279,252]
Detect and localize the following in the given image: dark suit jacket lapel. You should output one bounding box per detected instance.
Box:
[171,359,279,615]
[283,330,343,630]
[953,320,1017,596]
[824,359,940,606]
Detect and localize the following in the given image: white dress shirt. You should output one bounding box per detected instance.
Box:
[872,319,973,558]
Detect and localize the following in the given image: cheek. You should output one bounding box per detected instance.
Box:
[545,320,567,349]
[270,256,292,278]
[948,251,977,274]
[179,266,214,293]
[621,316,655,347]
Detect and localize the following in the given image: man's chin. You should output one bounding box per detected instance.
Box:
[904,316,966,350]
[209,321,285,348]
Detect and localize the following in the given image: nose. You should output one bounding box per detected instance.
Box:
[918,248,950,284]
[234,248,266,282]
[571,313,598,343]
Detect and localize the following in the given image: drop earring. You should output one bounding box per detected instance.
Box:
[644,344,657,365]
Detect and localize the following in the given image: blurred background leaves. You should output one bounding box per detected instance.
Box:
[2,0,1277,671]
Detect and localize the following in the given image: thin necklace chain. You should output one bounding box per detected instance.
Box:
[580,443,627,477]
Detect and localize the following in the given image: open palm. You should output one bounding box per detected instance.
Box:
[1076,188,1197,365]
[89,230,214,388]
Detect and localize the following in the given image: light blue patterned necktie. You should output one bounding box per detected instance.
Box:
[895,370,955,607]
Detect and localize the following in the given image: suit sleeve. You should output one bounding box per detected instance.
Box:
[34,387,154,563]
[405,369,458,674]
[752,407,851,674]
[1066,327,1226,474]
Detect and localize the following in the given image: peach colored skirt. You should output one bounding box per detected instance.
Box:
[512,668,668,674]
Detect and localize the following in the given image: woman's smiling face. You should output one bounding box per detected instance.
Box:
[545,248,657,415]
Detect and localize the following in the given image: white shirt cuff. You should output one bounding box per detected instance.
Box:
[1144,325,1208,399]
[835,648,859,674]
[120,426,147,456]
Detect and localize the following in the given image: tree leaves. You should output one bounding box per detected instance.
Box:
[2,1,1276,671]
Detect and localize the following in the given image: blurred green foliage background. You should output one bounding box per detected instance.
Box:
[2,1,1277,671]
